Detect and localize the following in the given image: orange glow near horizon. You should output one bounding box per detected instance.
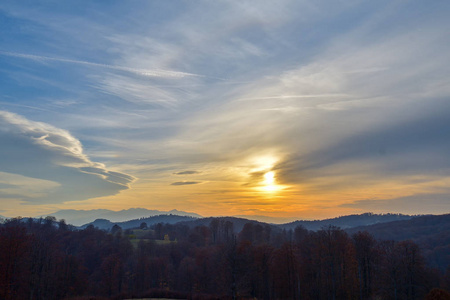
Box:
[5,156,450,220]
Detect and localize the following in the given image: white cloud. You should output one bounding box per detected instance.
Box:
[0,111,136,204]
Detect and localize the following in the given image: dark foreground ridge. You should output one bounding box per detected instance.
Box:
[0,213,449,299]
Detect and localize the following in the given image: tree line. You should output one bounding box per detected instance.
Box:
[0,216,449,300]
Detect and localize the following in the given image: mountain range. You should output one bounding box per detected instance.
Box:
[79,211,419,233]
[44,208,202,226]
[41,207,419,229]
[80,214,198,230]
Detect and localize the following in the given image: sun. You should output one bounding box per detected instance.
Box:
[246,154,285,193]
[264,171,275,185]
[262,171,278,192]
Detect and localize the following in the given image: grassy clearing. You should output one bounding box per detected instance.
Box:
[127,229,175,248]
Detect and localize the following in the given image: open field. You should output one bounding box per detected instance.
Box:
[127,229,175,248]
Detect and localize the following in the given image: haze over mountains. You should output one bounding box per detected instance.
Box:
[45,207,419,229]
[1,208,428,233]
[45,208,202,226]
[81,214,198,231]
[233,214,300,224]
[44,208,311,227]
[77,211,417,232]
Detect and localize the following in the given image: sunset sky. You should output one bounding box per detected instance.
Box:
[1,1,450,221]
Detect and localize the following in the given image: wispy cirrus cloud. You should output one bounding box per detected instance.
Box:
[0,111,136,204]
[0,51,202,79]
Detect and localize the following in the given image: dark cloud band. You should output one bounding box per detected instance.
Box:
[171,181,201,186]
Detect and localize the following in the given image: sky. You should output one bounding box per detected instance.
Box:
[1,0,450,221]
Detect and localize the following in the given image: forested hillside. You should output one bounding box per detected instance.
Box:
[179,216,281,234]
[1,216,449,300]
[347,214,450,271]
[280,212,415,231]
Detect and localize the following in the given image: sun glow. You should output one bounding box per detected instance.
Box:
[245,153,286,193]
[262,171,279,192]
[264,171,275,185]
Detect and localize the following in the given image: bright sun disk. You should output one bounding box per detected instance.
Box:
[264,171,275,185]
[262,171,278,192]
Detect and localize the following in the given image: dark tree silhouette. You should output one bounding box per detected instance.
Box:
[0,217,448,299]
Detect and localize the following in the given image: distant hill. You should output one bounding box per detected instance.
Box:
[79,212,417,233]
[233,215,299,224]
[346,214,450,270]
[178,216,281,234]
[279,213,415,231]
[81,214,198,231]
[346,213,450,240]
[46,208,202,226]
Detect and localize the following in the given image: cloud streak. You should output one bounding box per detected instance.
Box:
[0,111,136,204]
[173,171,200,175]
[0,51,202,79]
[171,181,202,186]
